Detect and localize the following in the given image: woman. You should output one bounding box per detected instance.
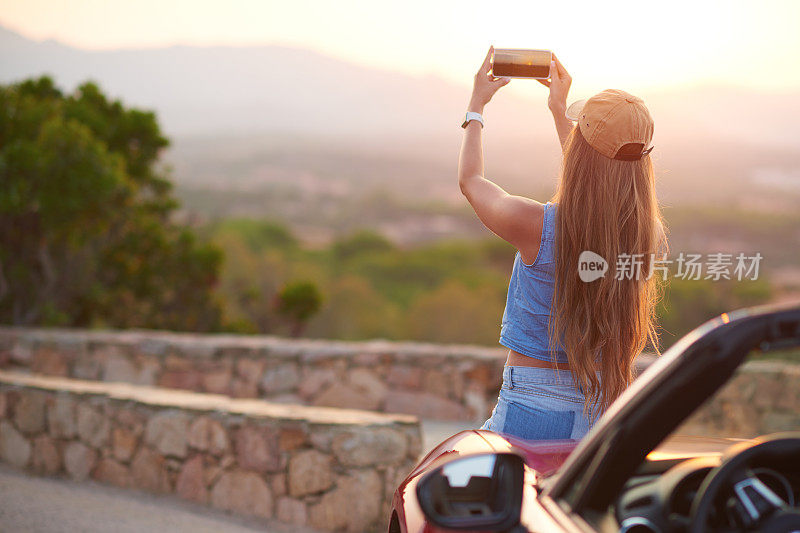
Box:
[459,47,665,441]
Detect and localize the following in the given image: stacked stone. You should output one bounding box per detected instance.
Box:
[0,327,507,422]
[0,372,421,532]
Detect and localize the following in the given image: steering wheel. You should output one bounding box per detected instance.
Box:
[689,434,800,533]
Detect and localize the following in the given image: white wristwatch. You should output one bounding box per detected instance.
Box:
[461,111,484,128]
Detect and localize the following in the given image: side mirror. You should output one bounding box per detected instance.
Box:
[416,452,525,531]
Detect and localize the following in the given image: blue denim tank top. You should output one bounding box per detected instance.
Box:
[499,201,569,364]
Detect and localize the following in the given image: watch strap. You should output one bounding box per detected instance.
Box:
[461,111,484,128]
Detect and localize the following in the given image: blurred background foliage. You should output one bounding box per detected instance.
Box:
[0,77,775,347]
[0,76,222,330]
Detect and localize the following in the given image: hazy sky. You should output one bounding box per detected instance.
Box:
[2,0,799,97]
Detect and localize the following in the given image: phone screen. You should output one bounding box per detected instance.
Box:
[491,49,552,79]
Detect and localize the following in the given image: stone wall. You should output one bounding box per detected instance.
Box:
[0,371,421,532]
[0,327,507,422]
[679,360,800,438]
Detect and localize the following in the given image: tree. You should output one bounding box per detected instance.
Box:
[274,280,323,337]
[657,277,772,348]
[213,233,291,334]
[405,280,504,345]
[210,218,298,253]
[0,76,222,330]
[304,275,403,340]
[332,230,394,263]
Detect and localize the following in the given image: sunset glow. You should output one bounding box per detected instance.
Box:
[2,0,799,96]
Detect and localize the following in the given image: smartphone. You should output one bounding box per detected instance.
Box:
[491,48,552,79]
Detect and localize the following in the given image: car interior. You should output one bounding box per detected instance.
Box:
[614,448,800,532]
[584,347,800,533]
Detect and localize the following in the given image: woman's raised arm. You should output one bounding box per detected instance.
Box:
[458,47,544,262]
[538,54,573,149]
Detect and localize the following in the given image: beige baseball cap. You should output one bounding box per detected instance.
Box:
[565,89,654,161]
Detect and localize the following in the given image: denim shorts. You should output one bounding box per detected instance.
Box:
[480,366,596,441]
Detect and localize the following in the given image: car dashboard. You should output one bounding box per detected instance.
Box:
[615,453,800,532]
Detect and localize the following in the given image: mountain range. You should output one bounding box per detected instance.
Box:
[2,25,799,209]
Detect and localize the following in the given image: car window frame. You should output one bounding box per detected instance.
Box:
[542,303,800,515]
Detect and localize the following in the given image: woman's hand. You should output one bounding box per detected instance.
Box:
[539,53,572,113]
[468,46,510,112]
[539,53,573,148]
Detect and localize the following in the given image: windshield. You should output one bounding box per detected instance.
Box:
[673,347,800,440]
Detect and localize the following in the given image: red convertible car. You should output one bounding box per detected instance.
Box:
[389,303,800,532]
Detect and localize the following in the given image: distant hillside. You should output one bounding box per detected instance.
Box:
[2,25,799,209]
[0,24,499,141]
[2,25,799,148]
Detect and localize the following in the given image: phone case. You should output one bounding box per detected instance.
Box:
[491,49,552,79]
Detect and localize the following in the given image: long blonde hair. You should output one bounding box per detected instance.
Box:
[550,127,666,418]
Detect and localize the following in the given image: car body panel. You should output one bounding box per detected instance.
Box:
[392,430,746,532]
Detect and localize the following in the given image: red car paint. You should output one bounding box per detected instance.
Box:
[391,430,742,533]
